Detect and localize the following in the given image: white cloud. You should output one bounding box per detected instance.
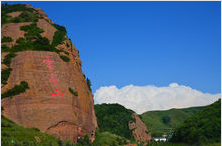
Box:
[94,83,221,114]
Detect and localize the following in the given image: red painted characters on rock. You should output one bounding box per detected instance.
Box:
[43,55,65,97]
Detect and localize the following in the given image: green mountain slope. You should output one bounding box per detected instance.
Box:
[170,99,221,145]
[141,106,204,137]
[1,115,71,146]
[94,103,135,140]
[92,130,130,146]
[2,114,132,146]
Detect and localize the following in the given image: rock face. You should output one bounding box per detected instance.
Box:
[129,113,152,144]
[1,4,97,142]
[37,19,57,43]
[1,22,32,47]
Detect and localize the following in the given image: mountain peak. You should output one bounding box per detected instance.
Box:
[1,3,97,142]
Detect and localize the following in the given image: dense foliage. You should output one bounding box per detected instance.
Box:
[2,36,13,43]
[141,106,204,137]
[1,68,12,85]
[170,99,221,145]
[3,52,17,67]
[94,103,135,140]
[86,78,92,91]
[52,30,66,48]
[20,23,44,40]
[52,23,67,34]
[1,81,29,99]
[1,52,17,85]
[60,55,70,62]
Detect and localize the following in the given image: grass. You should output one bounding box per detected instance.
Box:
[1,116,68,146]
[203,143,221,146]
[92,130,130,146]
[145,142,188,146]
[141,106,204,137]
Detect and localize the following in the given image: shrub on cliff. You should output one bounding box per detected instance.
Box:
[52,30,66,48]
[86,78,92,91]
[53,23,67,34]
[1,52,17,85]
[3,52,17,67]
[20,23,44,41]
[1,68,12,85]
[69,88,78,96]
[2,36,13,43]
[59,55,70,62]
[1,81,29,99]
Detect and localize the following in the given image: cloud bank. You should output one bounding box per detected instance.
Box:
[94,83,221,114]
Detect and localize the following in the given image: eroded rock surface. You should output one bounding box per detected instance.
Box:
[1,4,97,142]
[1,22,32,47]
[7,11,22,18]
[129,113,152,144]
[1,51,97,142]
[37,19,57,43]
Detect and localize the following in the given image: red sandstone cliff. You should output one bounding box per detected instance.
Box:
[129,113,152,145]
[1,4,97,142]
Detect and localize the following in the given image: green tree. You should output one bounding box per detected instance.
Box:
[162,116,171,124]
[58,138,63,146]
[86,78,92,91]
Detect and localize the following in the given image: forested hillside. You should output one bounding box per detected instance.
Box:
[170,99,221,145]
[94,103,135,140]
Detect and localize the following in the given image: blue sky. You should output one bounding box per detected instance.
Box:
[5,1,221,94]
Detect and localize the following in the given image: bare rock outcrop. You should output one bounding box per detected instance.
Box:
[37,19,57,43]
[1,4,97,142]
[129,113,152,144]
[1,22,32,47]
[7,11,22,18]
